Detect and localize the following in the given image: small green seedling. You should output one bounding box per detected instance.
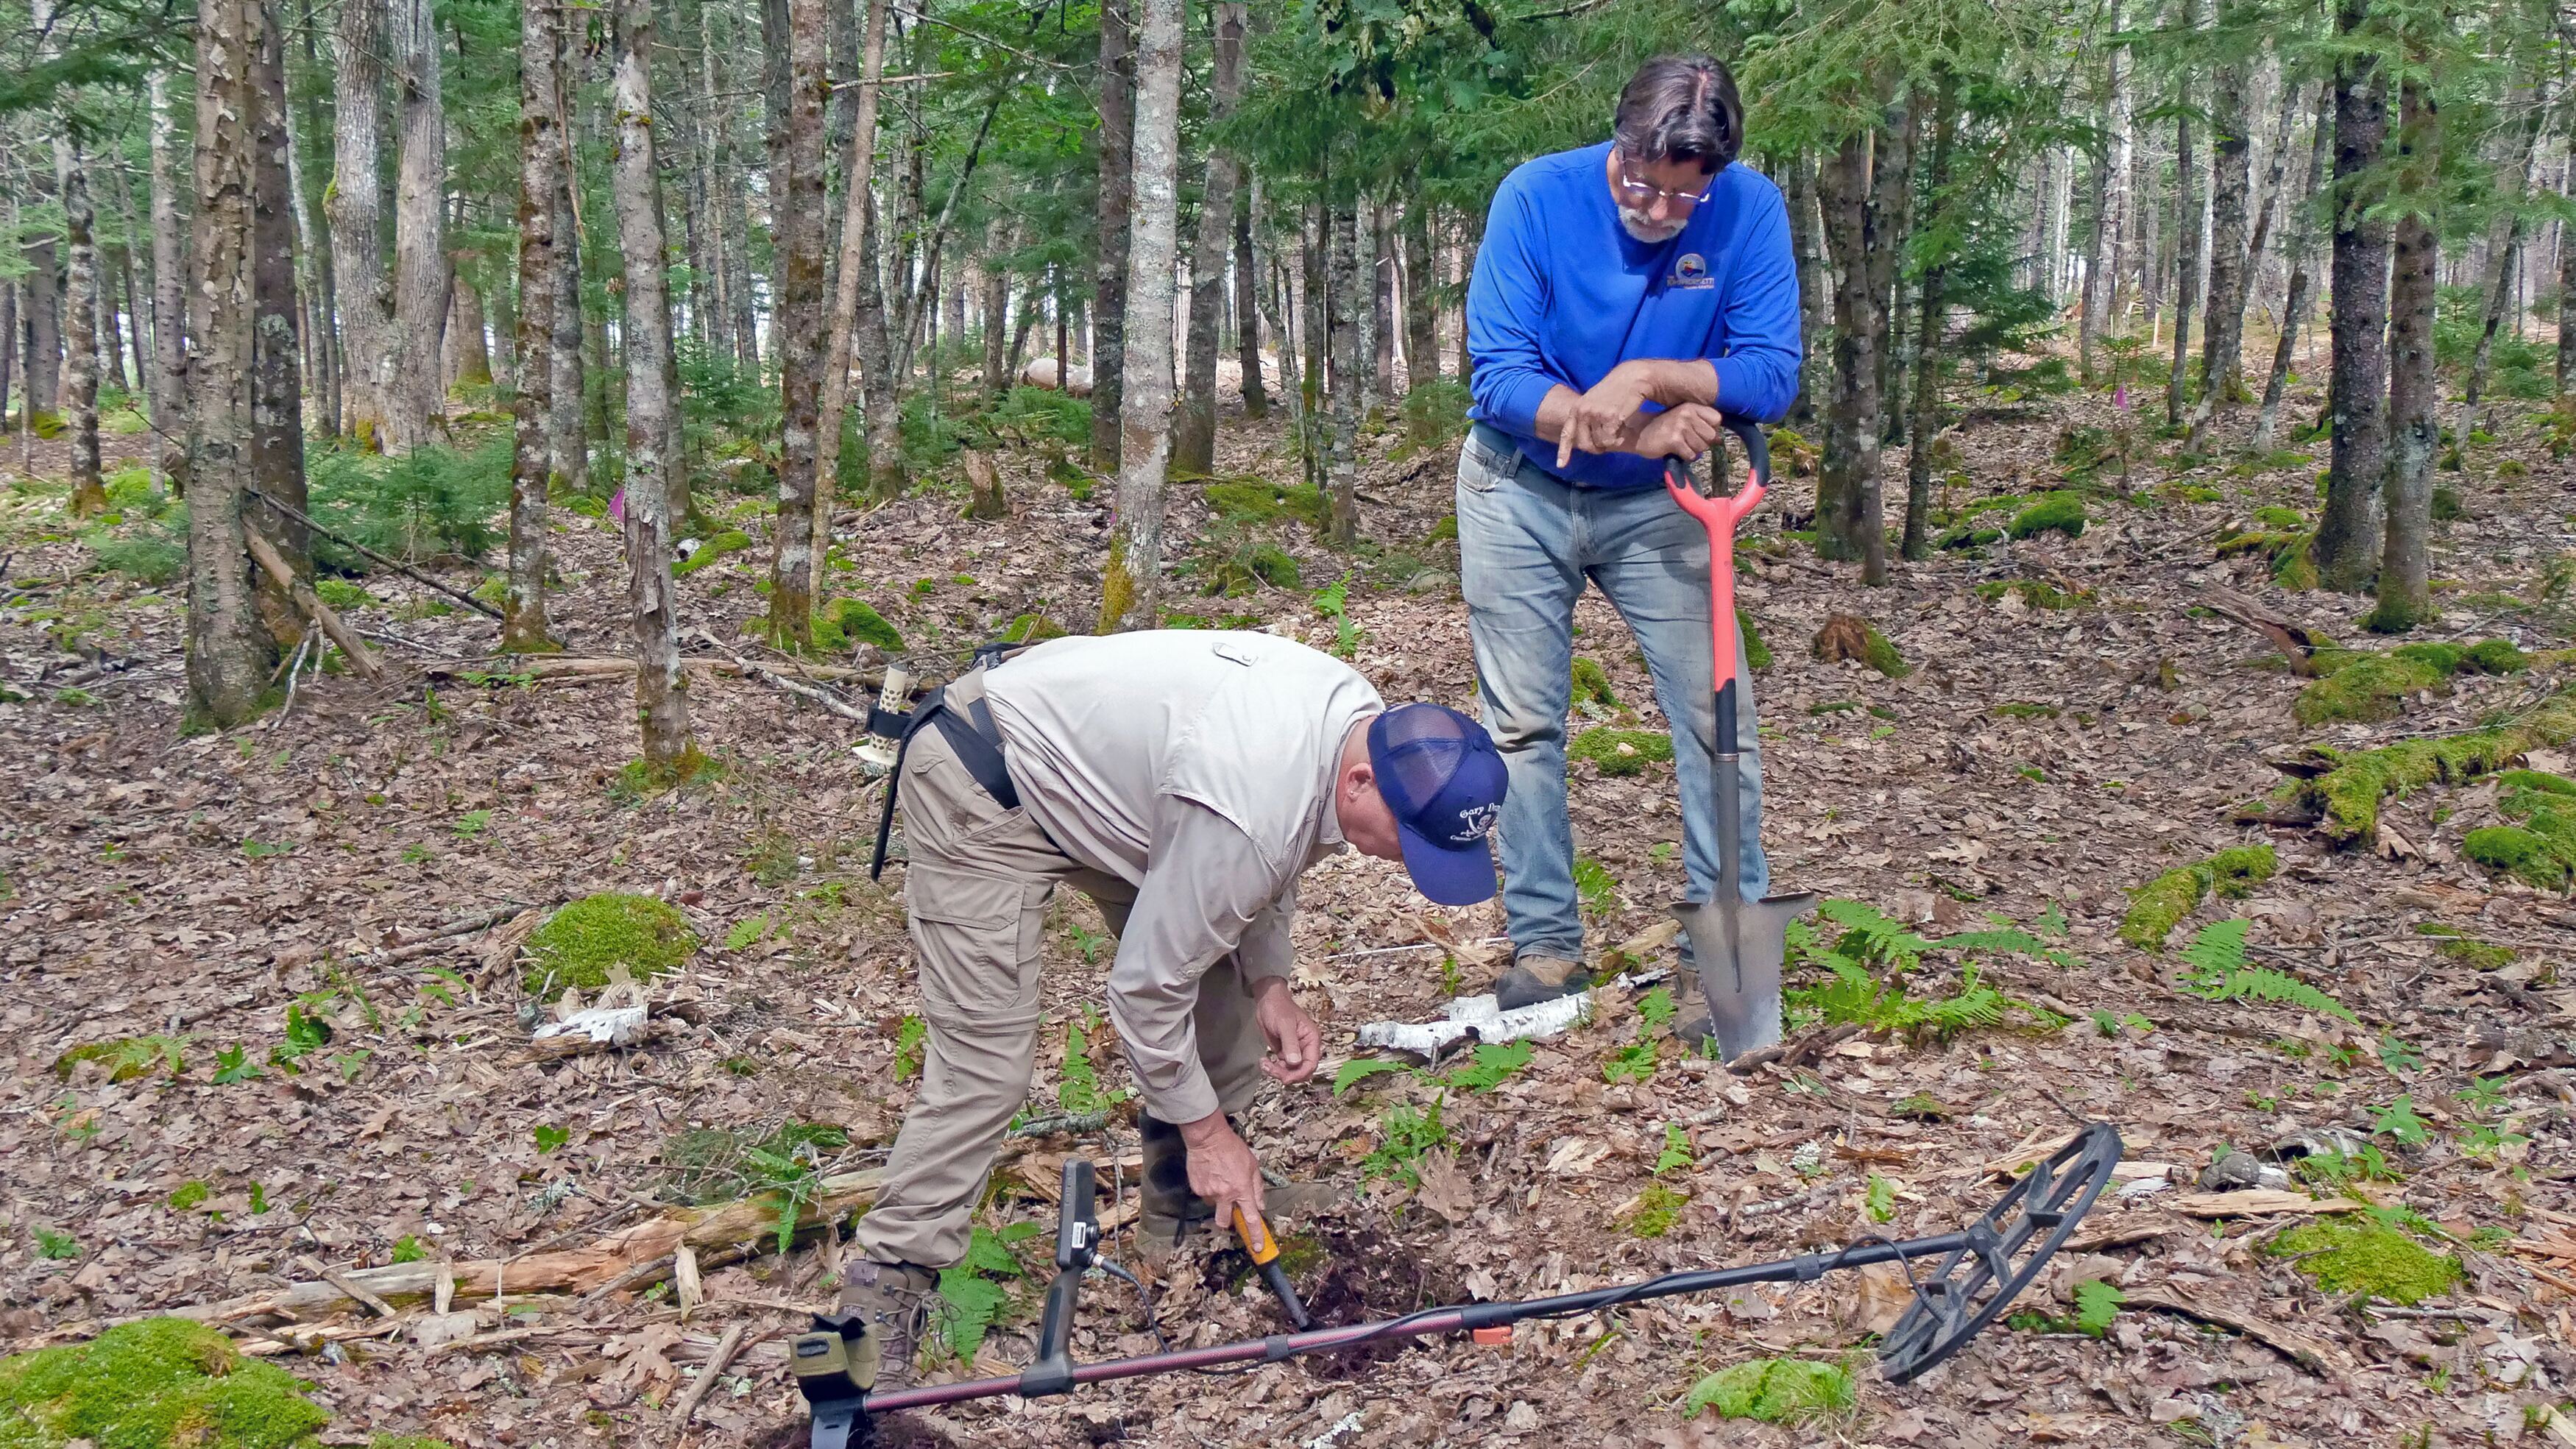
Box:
[534,1124,570,1155]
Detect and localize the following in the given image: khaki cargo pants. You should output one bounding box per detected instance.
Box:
[853,667,1270,1271]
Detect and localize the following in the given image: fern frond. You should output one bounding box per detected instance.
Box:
[1937,928,2052,957]
[2180,918,2250,975]
[2190,966,2357,1022]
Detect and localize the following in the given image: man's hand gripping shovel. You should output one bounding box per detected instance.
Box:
[1662,421,1816,1063]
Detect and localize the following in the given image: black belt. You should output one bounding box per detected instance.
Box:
[868,684,1020,879]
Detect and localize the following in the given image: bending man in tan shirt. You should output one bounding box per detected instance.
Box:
[844,630,1506,1385]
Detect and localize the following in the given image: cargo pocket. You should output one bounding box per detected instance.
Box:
[905,864,1044,1027]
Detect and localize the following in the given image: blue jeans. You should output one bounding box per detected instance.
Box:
[1456,424,1766,964]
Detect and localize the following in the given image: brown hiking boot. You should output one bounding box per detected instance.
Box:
[1138,1113,1217,1260]
[836,1258,938,1390]
[1493,954,1590,1010]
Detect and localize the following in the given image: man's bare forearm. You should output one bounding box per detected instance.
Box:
[1636,358,1721,409]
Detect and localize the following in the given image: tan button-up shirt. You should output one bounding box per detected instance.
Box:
[983,631,1383,1123]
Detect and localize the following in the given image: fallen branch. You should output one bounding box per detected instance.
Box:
[360,903,543,967]
[2201,587,2332,677]
[244,531,383,679]
[666,1322,752,1445]
[428,655,876,684]
[171,1149,1028,1326]
[687,628,871,726]
[2120,1282,2354,1376]
[245,486,505,620]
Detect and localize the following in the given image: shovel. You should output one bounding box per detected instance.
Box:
[1662,419,1816,1063]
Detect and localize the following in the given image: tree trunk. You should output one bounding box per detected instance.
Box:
[2185,26,2251,452]
[1171,0,1246,478]
[1817,100,1906,586]
[388,0,448,450]
[818,0,896,504]
[248,3,308,620]
[982,219,1013,399]
[56,134,105,515]
[2370,77,2437,634]
[2165,14,2200,431]
[2314,0,2389,594]
[185,0,280,724]
[328,0,392,447]
[0,283,13,433]
[610,0,693,768]
[23,177,61,417]
[2458,107,2541,456]
[281,48,340,441]
[1901,95,1956,562]
[1090,0,1135,470]
[548,145,587,497]
[1325,195,1361,545]
[149,68,188,464]
[1788,154,1829,423]
[2084,0,2129,376]
[506,0,567,653]
[447,277,492,388]
[2252,86,2334,457]
[1401,194,1437,393]
[1234,176,1267,419]
[1100,0,1183,631]
[767,0,830,652]
[1359,196,1385,417]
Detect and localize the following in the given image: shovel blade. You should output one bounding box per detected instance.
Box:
[1670,892,1817,1062]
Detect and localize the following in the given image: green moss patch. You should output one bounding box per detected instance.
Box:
[2214,528,2318,589]
[1619,1182,1685,1239]
[1203,479,1328,529]
[1737,608,1772,671]
[1812,614,1909,679]
[52,1035,188,1083]
[673,528,754,577]
[1975,578,2092,609]
[2293,653,2446,726]
[1571,728,1674,778]
[2268,1217,2460,1305]
[2008,491,2087,540]
[2262,690,2576,844]
[2466,826,2569,890]
[1000,612,1066,645]
[2117,844,2276,951]
[521,893,697,997]
[1571,656,1619,710]
[810,598,907,654]
[1682,1356,1856,1425]
[0,1317,332,1448]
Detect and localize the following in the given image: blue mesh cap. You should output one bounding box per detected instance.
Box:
[1367,703,1506,906]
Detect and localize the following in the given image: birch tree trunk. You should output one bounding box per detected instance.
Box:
[818,0,894,504]
[186,0,279,723]
[1090,0,1135,470]
[2165,13,2201,431]
[280,63,339,439]
[1359,196,1384,417]
[2370,77,2437,634]
[1234,176,1268,419]
[56,134,105,515]
[1789,154,1828,422]
[2083,0,2129,376]
[611,0,694,768]
[2457,109,2541,456]
[1100,0,1183,632]
[329,0,392,447]
[1171,0,1247,478]
[767,0,831,652]
[387,0,449,450]
[23,177,61,417]
[1324,195,1361,546]
[149,67,188,462]
[506,0,567,653]
[548,150,587,496]
[2252,88,2333,456]
[2185,28,2251,452]
[2315,0,2389,593]
[980,219,1012,399]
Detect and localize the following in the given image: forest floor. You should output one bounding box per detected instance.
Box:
[6,355,2576,1449]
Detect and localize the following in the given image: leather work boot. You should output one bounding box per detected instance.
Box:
[1492,954,1591,1010]
[836,1258,938,1390]
[1138,1113,1217,1260]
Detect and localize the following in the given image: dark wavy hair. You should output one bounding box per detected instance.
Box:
[1612,55,1744,174]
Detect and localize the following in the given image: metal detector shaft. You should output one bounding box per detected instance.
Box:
[863,1229,1980,1414]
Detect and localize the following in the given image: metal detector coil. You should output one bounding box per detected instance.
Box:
[796,1123,2122,1445]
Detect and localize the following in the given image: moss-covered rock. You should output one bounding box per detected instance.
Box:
[2008,491,2087,540]
[2266,690,2576,843]
[2293,653,2446,726]
[1571,656,1619,710]
[2267,1217,2461,1305]
[1682,1356,1856,1425]
[0,1317,332,1448]
[2118,844,2276,950]
[809,598,906,655]
[2466,638,2530,673]
[1571,728,1674,778]
[1203,539,1301,595]
[521,893,698,997]
[673,528,754,578]
[2252,506,2305,530]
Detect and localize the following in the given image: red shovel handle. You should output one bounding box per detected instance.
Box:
[1663,417,1771,698]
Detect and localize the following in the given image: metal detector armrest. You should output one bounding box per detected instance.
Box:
[1019,1158,1100,1398]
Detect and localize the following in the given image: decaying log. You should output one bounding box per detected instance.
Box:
[2202,587,2333,677]
[244,531,383,679]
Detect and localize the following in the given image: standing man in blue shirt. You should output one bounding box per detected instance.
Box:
[1461,54,1800,1027]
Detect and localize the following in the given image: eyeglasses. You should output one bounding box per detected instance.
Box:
[1614,155,1715,209]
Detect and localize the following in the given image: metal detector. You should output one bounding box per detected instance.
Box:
[794,1124,2123,1446]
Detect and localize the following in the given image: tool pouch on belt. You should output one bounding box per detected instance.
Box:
[868,646,1036,879]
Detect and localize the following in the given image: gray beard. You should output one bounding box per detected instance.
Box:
[1617,206,1685,244]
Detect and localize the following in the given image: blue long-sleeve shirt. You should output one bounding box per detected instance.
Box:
[1465,140,1802,491]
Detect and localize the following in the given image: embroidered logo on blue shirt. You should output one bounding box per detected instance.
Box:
[1668,252,1713,289]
